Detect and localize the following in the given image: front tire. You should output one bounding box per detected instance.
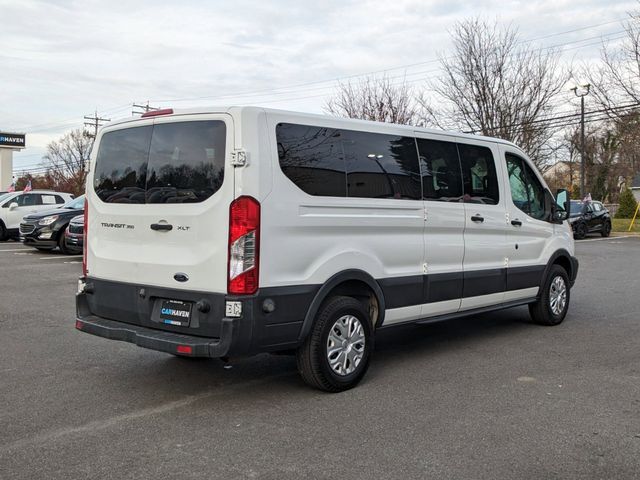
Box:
[601,221,611,237]
[58,232,70,254]
[0,222,7,241]
[529,265,570,326]
[296,296,373,392]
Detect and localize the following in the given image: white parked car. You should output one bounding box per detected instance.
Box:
[76,106,578,392]
[0,190,74,241]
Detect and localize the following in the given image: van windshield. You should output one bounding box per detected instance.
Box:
[93,120,226,204]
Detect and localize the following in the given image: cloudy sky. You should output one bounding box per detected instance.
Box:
[0,0,637,173]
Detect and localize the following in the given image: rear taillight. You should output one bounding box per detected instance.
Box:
[82,204,88,276]
[228,196,260,295]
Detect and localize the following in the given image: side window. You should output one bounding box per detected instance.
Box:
[506,155,529,211]
[341,130,421,200]
[277,124,422,199]
[592,203,601,212]
[26,194,40,206]
[506,153,548,221]
[54,195,65,204]
[41,195,57,205]
[277,123,347,197]
[458,143,499,205]
[416,138,462,201]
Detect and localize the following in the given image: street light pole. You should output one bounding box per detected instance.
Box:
[571,84,591,199]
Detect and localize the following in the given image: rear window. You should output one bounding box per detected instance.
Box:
[94,120,226,204]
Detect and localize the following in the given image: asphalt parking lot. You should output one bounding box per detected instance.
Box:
[1,237,639,480]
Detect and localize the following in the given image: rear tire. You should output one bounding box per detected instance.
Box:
[529,265,570,326]
[574,222,587,240]
[601,221,611,237]
[0,222,7,241]
[296,296,373,392]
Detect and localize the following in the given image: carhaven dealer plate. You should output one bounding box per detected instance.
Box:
[159,299,192,327]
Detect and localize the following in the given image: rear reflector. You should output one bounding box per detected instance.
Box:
[75,320,83,330]
[141,108,174,118]
[176,345,192,355]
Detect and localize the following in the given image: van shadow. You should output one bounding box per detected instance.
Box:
[106,306,537,397]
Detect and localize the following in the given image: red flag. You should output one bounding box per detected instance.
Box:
[7,182,15,193]
[23,180,32,192]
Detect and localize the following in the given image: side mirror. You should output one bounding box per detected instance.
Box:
[8,202,18,211]
[554,189,569,222]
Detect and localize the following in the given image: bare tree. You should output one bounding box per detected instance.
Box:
[590,8,640,111]
[421,18,567,169]
[325,75,420,125]
[42,128,92,196]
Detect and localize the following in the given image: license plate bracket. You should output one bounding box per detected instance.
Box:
[159,299,192,327]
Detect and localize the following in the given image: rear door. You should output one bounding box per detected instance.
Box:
[87,113,234,293]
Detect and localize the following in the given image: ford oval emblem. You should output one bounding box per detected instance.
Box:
[174,273,189,283]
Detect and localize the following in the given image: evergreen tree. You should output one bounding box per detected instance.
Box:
[615,188,638,218]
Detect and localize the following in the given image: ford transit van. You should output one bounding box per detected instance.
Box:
[76,107,578,392]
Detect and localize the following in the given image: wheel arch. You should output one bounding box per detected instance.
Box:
[543,249,577,288]
[298,269,386,342]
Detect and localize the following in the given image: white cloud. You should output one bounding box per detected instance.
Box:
[0,0,636,170]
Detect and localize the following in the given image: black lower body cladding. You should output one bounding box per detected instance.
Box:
[76,277,320,357]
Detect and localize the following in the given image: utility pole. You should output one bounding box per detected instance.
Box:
[571,84,591,199]
[83,110,111,139]
[132,102,160,116]
[83,110,110,171]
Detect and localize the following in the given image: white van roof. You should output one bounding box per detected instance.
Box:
[105,105,521,149]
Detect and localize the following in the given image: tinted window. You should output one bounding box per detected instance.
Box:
[506,153,548,220]
[146,121,226,204]
[16,194,40,207]
[277,123,421,199]
[342,130,421,199]
[94,121,226,204]
[277,123,346,197]
[54,195,65,204]
[458,144,499,205]
[416,138,462,201]
[94,126,152,203]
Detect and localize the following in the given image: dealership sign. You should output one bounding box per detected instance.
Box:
[0,132,26,148]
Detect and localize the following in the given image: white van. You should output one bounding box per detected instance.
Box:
[76,107,578,392]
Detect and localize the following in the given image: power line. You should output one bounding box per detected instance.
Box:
[83,110,111,139]
[132,102,160,116]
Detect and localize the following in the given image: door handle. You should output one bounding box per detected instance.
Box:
[150,223,173,231]
[470,215,484,223]
[511,219,522,227]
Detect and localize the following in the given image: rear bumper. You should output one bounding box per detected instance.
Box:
[75,315,238,357]
[75,277,320,358]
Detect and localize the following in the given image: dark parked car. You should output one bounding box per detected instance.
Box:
[569,200,611,239]
[64,214,84,254]
[20,195,85,253]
